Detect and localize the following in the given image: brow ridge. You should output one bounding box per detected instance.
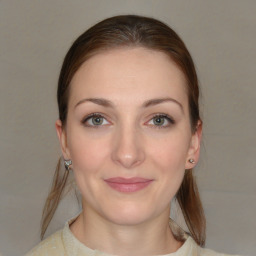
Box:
[74,97,183,112]
[74,98,114,109]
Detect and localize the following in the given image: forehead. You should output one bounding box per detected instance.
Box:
[69,47,188,108]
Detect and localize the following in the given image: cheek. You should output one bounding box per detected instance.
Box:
[147,130,191,196]
[149,136,189,202]
[66,129,111,200]
[67,128,110,173]
[149,132,191,171]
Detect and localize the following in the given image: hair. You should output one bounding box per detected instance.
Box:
[41,15,206,246]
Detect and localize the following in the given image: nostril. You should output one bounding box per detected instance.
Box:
[111,130,145,168]
[112,148,145,169]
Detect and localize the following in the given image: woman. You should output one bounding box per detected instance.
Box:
[26,15,240,256]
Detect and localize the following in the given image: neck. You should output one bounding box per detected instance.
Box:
[70,207,183,256]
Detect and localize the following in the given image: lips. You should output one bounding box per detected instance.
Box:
[104,177,153,193]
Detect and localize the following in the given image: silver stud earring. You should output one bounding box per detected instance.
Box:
[64,159,72,171]
[188,159,195,164]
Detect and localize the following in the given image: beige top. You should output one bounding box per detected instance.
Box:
[26,216,240,256]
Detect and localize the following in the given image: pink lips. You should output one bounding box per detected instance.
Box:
[104,177,153,193]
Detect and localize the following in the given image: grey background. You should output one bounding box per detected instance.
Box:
[1,1,255,255]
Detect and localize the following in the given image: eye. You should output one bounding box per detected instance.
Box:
[82,113,110,127]
[147,114,175,128]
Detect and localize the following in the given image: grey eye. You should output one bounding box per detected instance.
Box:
[147,114,174,128]
[153,116,165,126]
[92,116,104,125]
[82,114,110,127]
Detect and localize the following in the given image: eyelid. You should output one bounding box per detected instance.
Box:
[82,113,111,127]
[81,112,175,128]
[145,113,175,128]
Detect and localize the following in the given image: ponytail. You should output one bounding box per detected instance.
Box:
[176,169,206,246]
[40,157,70,240]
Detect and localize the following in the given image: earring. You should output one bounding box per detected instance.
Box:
[188,159,195,164]
[64,159,72,171]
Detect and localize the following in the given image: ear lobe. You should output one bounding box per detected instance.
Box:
[185,121,202,169]
[55,119,71,159]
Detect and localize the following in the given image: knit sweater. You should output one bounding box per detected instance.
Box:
[26,216,240,256]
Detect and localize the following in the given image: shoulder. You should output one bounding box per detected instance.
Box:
[199,247,241,256]
[169,221,241,256]
[197,243,241,256]
[25,229,66,256]
[185,236,241,256]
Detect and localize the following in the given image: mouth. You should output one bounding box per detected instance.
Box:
[104,177,154,193]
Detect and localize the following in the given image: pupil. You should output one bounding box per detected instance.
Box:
[92,117,102,125]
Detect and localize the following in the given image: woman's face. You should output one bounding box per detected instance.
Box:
[56,47,201,225]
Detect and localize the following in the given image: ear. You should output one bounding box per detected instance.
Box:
[185,120,202,169]
[55,119,71,160]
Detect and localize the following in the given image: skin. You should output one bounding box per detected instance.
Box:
[56,47,202,256]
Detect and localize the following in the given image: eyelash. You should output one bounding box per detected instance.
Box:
[81,113,175,129]
[147,114,175,129]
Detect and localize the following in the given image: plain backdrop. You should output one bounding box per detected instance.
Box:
[1,1,255,256]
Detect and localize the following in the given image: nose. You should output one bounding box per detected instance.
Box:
[111,125,145,169]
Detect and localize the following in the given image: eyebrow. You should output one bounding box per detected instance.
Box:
[74,97,183,112]
[74,98,114,109]
[142,97,183,112]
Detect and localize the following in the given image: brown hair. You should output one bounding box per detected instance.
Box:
[41,15,206,246]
